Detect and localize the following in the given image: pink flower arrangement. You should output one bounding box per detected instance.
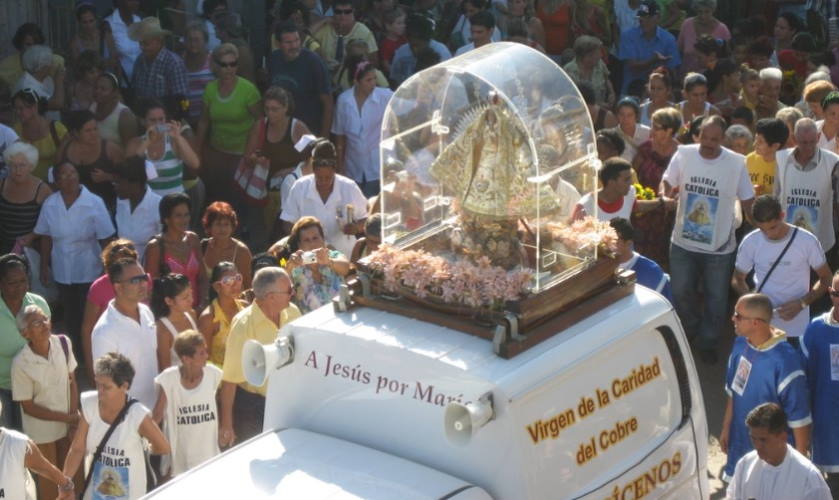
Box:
[545,216,618,258]
[364,245,532,308]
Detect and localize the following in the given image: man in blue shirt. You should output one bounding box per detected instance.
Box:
[801,271,839,497]
[390,13,451,87]
[617,0,680,96]
[609,217,673,302]
[720,293,811,483]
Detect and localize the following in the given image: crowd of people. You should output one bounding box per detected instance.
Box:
[1,0,839,498]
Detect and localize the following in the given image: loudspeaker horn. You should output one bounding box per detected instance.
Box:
[444,393,494,446]
[243,336,294,387]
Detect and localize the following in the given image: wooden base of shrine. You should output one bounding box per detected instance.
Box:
[345,258,636,359]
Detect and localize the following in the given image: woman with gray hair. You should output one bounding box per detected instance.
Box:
[724,124,753,155]
[776,107,804,149]
[563,36,615,107]
[0,142,52,254]
[676,0,731,75]
[12,45,65,121]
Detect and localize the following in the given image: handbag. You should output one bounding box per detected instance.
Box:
[756,227,798,293]
[233,118,269,206]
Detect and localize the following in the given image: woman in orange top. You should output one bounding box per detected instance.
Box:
[535,0,572,56]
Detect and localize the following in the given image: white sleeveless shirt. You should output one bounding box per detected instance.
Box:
[160,314,198,367]
[776,147,838,251]
[578,185,637,222]
[0,428,35,500]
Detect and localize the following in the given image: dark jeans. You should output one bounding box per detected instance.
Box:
[357,179,380,199]
[0,388,21,430]
[234,387,266,444]
[57,282,91,363]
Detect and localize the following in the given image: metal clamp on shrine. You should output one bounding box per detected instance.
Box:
[334,43,636,358]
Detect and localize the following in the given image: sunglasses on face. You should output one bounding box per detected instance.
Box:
[122,273,149,285]
[216,60,238,68]
[217,274,243,286]
[733,311,766,322]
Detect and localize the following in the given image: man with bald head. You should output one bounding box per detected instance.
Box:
[775,117,839,258]
[661,115,756,364]
[719,293,811,484]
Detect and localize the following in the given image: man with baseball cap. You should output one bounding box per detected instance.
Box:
[128,17,189,100]
[617,0,680,96]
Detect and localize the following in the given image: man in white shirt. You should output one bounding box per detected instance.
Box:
[454,11,496,56]
[661,115,755,364]
[91,258,157,409]
[113,158,162,261]
[105,0,142,82]
[280,142,367,257]
[774,118,839,257]
[733,195,831,343]
[727,402,831,500]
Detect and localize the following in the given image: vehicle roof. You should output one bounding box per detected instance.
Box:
[147,428,484,499]
[289,286,673,399]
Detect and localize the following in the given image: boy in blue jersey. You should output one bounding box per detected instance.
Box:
[801,271,839,496]
[720,293,811,482]
[609,217,672,302]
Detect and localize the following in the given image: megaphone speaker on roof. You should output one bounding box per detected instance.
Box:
[243,336,294,387]
[444,393,494,446]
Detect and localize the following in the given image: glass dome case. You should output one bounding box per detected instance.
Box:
[378,42,599,293]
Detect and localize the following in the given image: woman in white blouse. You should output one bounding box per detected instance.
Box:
[33,161,115,364]
[611,96,650,164]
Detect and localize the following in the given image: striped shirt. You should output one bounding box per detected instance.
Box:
[146,135,185,196]
[0,180,45,254]
[186,55,214,122]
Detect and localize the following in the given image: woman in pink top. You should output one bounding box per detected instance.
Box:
[79,239,142,381]
[676,0,730,76]
[144,192,206,310]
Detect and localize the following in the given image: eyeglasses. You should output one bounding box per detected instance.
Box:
[217,273,243,286]
[216,60,238,68]
[269,289,293,296]
[121,273,149,285]
[733,311,767,322]
[334,8,353,14]
[27,319,47,329]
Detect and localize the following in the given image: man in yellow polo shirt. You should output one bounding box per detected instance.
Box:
[219,267,300,446]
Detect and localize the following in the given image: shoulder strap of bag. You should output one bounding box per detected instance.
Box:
[756,227,799,293]
[57,334,69,365]
[81,398,137,496]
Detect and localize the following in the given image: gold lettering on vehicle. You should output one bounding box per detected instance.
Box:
[603,452,683,500]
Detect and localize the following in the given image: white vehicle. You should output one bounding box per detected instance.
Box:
[147,43,708,499]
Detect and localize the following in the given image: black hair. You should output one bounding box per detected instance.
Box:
[777,12,804,34]
[751,194,783,223]
[406,13,434,41]
[609,217,635,241]
[209,261,238,302]
[135,96,166,119]
[312,140,338,166]
[748,37,774,59]
[74,50,104,81]
[251,252,279,276]
[334,0,354,8]
[596,128,625,156]
[688,115,705,140]
[202,0,228,17]
[0,253,30,282]
[599,157,631,185]
[745,402,787,435]
[151,273,191,318]
[76,4,98,20]
[12,23,45,51]
[106,257,138,283]
[707,58,738,94]
[65,109,97,133]
[114,155,148,185]
[731,106,755,127]
[280,0,310,25]
[13,88,47,116]
[694,34,729,58]
[755,118,789,149]
[275,20,300,40]
[470,10,495,30]
[415,46,441,71]
[158,192,192,232]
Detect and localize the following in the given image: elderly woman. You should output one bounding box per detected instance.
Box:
[57,110,124,211]
[612,97,650,164]
[91,72,138,148]
[631,107,681,267]
[12,304,79,500]
[13,45,65,121]
[196,43,261,205]
[281,216,351,313]
[0,254,51,430]
[639,67,675,126]
[563,35,614,108]
[677,0,730,75]
[279,140,368,257]
[776,107,804,149]
[0,142,52,254]
[198,261,245,367]
[12,89,67,181]
[182,22,215,128]
[69,4,119,71]
[61,352,170,500]
[0,23,64,90]
[724,124,753,155]
[34,161,115,362]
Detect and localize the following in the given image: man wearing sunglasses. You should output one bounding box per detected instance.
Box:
[720,293,812,485]
[91,258,158,410]
[801,271,839,497]
[733,195,832,346]
[312,0,378,74]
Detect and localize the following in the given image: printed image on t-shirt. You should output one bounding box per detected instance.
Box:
[92,463,129,500]
[732,356,752,396]
[682,192,718,244]
[830,345,839,381]
[786,205,817,235]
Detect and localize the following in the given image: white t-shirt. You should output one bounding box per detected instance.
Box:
[106,10,142,81]
[81,391,150,500]
[11,335,77,444]
[280,173,369,257]
[578,185,637,222]
[736,226,826,337]
[91,302,158,409]
[155,365,222,476]
[726,444,832,500]
[33,186,115,284]
[662,144,754,254]
[0,427,35,500]
[115,187,162,262]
